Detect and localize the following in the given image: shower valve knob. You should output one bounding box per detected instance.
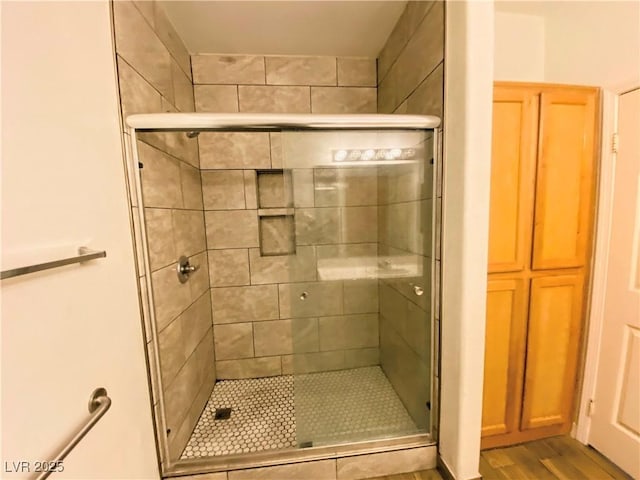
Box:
[177,256,199,283]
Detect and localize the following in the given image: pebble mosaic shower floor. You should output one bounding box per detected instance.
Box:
[181,366,420,459]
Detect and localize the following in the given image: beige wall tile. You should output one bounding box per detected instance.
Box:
[260,216,295,255]
[205,210,259,249]
[337,58,377,87]
[380,317,430,429]
[132,1,155,28]
[341,206,378,243]
[113,0,173,101]
[243,170,258,209]
[202,170,246,210]
[229,459,336,480]
[319,314,379,351]
[406,301,431,362]
[195,328,216,385]
[265,56,336,86]
[390,1,444,109]
[406,62,444,118]
[209,249,250,287]
[257,171,292,208]
[153,3,192,79]
[314,167,378,207]
[182,293,213,358]
[406,1,437,38]
[117,57,163,120]
[278,281,343,318]
[145,208,175,271]
[138,141,183,208]
[295,207,340,245]
[211,285,279,323]
[152,260,192,331]
[171,60,194,112]
[283,350,345,374]
[216,356,281,379]
[270,133,283,169]
[336,446,436,479]
[163,343,199,432]
[158,314,186,386]
[343,279,379,314]
[292,169,315,207]
[311,87,376,114]
[377,6,409,82]
[214,323,254,360]
[253,319,292,357]
[344,348,380,368]
[192,54,265,85]
[181,162,204,210]
[377,67,400,114]
[199,132,270,170]
[173,210,206,256]
[195,85,239,113]
[139,131,200,168]
[249,246,316,284]
[379,282,409,325]
[253,317,319,357]
[188,251,210,301]
[239,86,311,113]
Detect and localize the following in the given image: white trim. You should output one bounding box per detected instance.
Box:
[126,113,441,130]
[575,90,619,444]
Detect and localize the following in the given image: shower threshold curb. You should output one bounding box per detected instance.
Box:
[164,433,434,478]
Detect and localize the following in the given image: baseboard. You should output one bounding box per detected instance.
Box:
[437,455,482,480]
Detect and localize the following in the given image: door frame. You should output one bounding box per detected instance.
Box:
[575,88,625,443]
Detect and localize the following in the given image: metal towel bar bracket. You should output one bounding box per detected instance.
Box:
[34,388,111,480]
[0,247,106,280]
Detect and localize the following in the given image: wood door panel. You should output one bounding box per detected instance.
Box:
[521,274,585,430]
[488,88,538,273]
[482,277,528,437]
[531,90,598,270]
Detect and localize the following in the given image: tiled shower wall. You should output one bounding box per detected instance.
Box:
[376,0,444,432]
[191,54,382,379]
[112,0,215,462]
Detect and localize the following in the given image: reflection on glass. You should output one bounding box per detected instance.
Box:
[281,130,435,447]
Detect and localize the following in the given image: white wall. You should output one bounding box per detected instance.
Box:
[544,1,640,91]
[441,2,494,479]
[495,1,640,91]
[1,2,159,478]
[494,11,544,81]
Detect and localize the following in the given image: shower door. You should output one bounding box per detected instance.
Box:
[279,129,436,448]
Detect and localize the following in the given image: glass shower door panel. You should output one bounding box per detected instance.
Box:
[280,130,435,448]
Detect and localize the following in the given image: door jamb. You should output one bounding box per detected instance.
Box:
[575,90,618,443]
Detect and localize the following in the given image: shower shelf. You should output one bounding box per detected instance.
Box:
[0,247,106,280]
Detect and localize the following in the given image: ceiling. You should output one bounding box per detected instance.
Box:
[159,1,408,57]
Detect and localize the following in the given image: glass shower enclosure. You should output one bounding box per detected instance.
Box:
[127,113,440,475]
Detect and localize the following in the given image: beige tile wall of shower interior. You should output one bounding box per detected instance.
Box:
[112,0,444,465]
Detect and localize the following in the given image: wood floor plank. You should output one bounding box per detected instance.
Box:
[479,456,504,480]
[482,448,516,468]
[541,457,589,480]
[509,445,557,479]
[524,438,560,460]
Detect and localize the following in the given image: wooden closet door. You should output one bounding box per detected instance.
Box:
[482,278,528,437]
[488,87,538,273]
[531,90,598,270]
[521,273,585,430]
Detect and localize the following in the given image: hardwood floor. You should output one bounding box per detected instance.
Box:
[366,436,632,480]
